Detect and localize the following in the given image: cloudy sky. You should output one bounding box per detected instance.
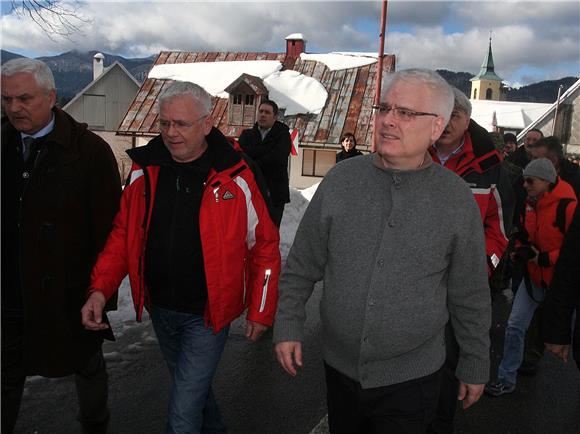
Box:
[1,0,578,86]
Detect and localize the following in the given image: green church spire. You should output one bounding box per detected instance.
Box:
[471,34,503,82]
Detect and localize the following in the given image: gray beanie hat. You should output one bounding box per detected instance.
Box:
[523,158,557,183]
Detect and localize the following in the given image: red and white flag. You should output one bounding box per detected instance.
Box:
[289,129,299,156]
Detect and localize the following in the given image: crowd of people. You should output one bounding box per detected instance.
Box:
[2,58,578,434]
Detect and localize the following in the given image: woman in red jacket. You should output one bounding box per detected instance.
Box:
[486,158,577,396]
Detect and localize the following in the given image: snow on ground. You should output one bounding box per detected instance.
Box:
[300,52,377,71]
[149,60,327,115]
[109,184,320,333]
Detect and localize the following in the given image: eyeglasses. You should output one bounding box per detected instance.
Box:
[158,115,207,131]
[372,104,438,121]
[523,177,536,185]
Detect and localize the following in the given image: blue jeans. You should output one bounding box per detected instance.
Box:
[151,305,229,434]
[498,280,545,386]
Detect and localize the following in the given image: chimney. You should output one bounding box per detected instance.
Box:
[93,53,105,80]
[285,33,306,59]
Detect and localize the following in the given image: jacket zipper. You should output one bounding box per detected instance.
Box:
[259,269,271,313]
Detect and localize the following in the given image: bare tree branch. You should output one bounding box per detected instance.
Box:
[10,1,92,41]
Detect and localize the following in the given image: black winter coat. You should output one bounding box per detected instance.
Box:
[336,149,363,163]
[238,121,291,204]
[506,144,530,169]
[543,204,580,369]
[1,107,121,377]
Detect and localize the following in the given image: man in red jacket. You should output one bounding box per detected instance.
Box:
[427,87,515,434]
[81,81,281,434]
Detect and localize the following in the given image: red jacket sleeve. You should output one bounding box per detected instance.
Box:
[243,172,281,326]
[482,167,514,272]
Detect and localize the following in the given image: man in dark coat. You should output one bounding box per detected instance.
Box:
[238,100,291,227]
[543,197,580,370]
[507,128,543,169]
[1,58,121,434]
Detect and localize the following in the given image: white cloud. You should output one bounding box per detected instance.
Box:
[1,1,578,84]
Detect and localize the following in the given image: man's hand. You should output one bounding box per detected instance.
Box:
[545,343,570,363]
[457,382,484,409]
[275,341,303,376]
[245,320,268,342]
[81,291,108,331]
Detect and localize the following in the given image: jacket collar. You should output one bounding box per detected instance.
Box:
[430,119,501,176]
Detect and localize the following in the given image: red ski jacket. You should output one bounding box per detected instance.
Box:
[431,120,514,274]
[90,128,281,332]
[522,178,576,288]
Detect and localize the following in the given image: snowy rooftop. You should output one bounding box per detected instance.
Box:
[300,52,377,71]
[119,49,395,147]
[149,60,327,116]
[470,100,551,131]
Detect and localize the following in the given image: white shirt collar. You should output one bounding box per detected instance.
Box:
[21,112,55,141]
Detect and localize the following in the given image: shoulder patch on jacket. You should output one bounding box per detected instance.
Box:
[222,190,235,200]
[129,169,144,185]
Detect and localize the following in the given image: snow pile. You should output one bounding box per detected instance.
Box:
[149,61,282,97]
[300,52,377,71]
[110,184,320,330]
[299,181,320,202]
[264,70,327,116]
[149,60,328,115]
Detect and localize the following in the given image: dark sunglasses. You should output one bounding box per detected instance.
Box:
[523,177,536,185]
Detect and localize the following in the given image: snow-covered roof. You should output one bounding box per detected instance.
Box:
[517,78,580,140]
[264,70,327,115]
[148,60,327,116]
[149,61,282,97]
[300,52,377,71]
[470,100,551,132]
[118,49,396,148]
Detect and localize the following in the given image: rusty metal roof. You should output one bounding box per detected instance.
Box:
[117,51,395,151]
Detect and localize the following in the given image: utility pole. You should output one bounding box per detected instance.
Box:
[372,0,389,152]
[552,84,563,136]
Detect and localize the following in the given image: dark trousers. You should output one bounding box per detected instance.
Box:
[270,203,286,228]
[1,309,110,434]
[324,362,441,434]
[426,324,459,434]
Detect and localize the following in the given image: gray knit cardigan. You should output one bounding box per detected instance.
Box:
[274,153,491,388]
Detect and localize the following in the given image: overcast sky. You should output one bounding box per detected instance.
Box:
[1,0,578,86]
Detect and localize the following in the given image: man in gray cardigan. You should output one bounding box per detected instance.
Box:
[274,69,491,433]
